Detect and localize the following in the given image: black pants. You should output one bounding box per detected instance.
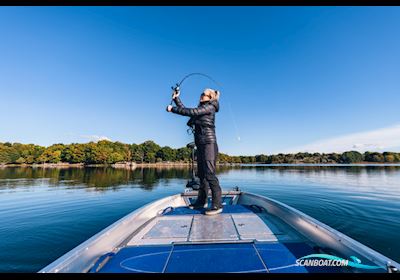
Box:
[195,143,222,208]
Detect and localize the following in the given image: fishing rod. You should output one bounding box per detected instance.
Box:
[169,72,241,141]
[170,72,223,137]
[169,72,222,106]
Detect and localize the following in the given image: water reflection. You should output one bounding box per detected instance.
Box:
[237,165,400,189]
[0,165,400,272]
[0,167,193,190]
[1,165,400,192]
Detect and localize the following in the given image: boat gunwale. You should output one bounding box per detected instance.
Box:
[38,193,184,273]
[240,192,400,272]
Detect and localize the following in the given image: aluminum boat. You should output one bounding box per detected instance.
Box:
[39,188,400,273]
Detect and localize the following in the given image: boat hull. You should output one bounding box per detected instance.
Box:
[39,190,400,273]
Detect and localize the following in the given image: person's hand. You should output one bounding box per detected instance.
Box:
[172,89,180,99]
[166,105,173,112]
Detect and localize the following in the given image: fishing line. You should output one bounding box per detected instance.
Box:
[228,102,241,142]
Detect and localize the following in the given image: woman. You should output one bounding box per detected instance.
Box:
[167,88,222,215]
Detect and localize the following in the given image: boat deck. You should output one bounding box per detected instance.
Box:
[125,205,302,245]
[91,197,353,273]
[38,191,397,273]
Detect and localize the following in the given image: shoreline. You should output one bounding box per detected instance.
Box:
[0,162,239,169]
[1,162,400,169]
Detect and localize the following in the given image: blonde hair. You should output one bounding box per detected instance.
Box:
[203,88,220,101]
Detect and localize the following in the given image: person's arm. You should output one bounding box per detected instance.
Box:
[171,89,184,107]
[173,96,185,108]
[171,103,215,117]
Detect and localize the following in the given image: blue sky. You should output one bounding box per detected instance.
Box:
[1,6,400,156]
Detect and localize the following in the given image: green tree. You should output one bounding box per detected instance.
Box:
[62,144,85,163]
[109,152,124,163]
[156,146,176,162]
[176,147,191,162]
[364,152,384,163]
[16,157,26,164]
[0,144,12,163]
[141,141,160,163]
[144,152,156,163]
[84,142,103,164]
[38,150,61,163]
[328,153,341,163]
[259,154,268,163]
[111,141,131,162]
[131,144,145,163]
[341,151,363,163]
[383,152,395,163]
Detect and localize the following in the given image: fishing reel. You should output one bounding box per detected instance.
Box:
[169,84,180,105]
[171,83,180,92]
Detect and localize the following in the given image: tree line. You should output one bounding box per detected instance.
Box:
[1,140,400,165]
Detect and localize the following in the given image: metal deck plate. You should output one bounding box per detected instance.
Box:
[127,205,300,246]
[127,216,193,245]
[232,214,279,241]
[189,215,239,241]
[143,218,192,239]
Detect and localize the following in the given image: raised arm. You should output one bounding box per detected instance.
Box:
[171,103,215,117]
[173,96,185,108]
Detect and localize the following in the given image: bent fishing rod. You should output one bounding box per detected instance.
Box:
[169,72,222,105]
[169,72,222,136]
[168,72,241,141]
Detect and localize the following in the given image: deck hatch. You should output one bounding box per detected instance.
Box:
[143,217,192,239]
[189,215,239,241]
[232,214,280,241]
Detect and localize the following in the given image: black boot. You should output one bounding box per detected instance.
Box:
[189,177,208,209]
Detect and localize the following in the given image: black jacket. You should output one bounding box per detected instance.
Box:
[171,97,219,145]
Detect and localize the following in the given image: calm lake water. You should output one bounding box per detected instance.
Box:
[0,165,400,272]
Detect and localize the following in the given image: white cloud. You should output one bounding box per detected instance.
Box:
[81,135,112,142]
[278,124,400,154]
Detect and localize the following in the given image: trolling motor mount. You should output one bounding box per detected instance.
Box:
[186,141,200,190]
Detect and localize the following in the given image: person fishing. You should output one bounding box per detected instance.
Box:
[166,88,223,215]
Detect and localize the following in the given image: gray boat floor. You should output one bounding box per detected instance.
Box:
[126,204,305,245]
[94,204,357,273]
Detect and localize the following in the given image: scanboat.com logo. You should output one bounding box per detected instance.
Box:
[296,254,382,270]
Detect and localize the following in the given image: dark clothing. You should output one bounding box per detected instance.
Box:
[171,96,222,208]
[196,143,222,208]
[172,97,219,146]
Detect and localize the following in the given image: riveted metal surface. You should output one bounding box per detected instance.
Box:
[143,217,192,239]
[232,214,279,241]
[189,215,239,241]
